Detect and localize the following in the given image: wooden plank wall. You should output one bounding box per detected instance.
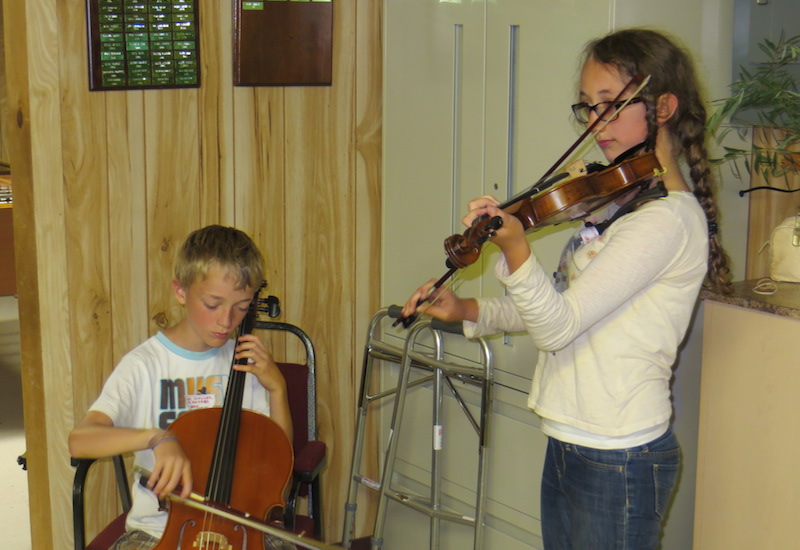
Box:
[2,0,382,547]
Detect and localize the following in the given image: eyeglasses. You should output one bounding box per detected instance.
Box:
[570,97,644,124]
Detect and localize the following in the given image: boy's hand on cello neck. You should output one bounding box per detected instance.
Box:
[232,333,293,441]
[232,333,283,393]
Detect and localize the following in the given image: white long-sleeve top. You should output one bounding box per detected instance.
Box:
[463,191,708,448]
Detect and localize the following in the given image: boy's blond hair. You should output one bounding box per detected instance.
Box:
[174,225,264,290]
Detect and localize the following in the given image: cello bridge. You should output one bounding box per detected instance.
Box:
[193,531,232,550]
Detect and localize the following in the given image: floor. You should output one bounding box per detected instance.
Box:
[0,295,31,548]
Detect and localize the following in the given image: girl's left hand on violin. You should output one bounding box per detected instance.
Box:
[233,334,286,395]
[464,196,525,247]
[464,195,531,272]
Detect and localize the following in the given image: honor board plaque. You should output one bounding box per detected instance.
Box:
[87,0,200,91]
[233,0,333,86]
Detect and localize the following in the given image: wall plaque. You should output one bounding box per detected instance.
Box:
[233,0,333,86]
[86,0,201,91]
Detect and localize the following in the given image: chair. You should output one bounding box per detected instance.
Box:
[254,320,326,539]
[71,455,132,550]
[72,321,326,549]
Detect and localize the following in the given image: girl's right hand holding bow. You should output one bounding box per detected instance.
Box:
[400,278,478,324]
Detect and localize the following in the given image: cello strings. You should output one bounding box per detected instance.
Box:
[202,317,249,537]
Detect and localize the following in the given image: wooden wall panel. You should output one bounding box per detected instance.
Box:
[1,1,53,547]
[285,82,356,542]
[59,0,118,536]
[197,0,231,225]
[61,0,112,415]
[4,0,382,547]
[145,91,203,335]
[107,91,149,368]
[234,87,287,360]
[353,0,383,532]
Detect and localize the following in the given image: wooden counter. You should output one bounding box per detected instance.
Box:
[694,280,800,549]
[701,279,800,318]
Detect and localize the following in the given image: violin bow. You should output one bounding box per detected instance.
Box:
[503,74,652,209]
[135,465,341,550]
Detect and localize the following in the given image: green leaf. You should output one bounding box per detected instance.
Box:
[706,33,800,179]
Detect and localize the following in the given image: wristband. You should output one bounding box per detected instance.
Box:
[147,430,177,450]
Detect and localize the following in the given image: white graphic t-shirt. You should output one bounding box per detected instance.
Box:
[89,332,271,538]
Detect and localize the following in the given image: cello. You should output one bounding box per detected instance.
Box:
[152,282,294,549]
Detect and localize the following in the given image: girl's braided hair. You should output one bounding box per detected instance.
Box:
[583,28,732,293]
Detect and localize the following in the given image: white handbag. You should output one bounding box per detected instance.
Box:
[768,211,800,283]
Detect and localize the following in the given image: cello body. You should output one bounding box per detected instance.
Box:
[153,409,293,550]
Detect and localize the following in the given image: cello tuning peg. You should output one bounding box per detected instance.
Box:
[256,295,281,318]
[264,295,280,318]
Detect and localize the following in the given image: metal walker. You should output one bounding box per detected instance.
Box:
[341,307,494,550]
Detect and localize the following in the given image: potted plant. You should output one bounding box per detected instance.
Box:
[707,33,800,184]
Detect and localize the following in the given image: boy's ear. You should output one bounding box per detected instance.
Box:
[172,279,188,305]
[656,93,679,124]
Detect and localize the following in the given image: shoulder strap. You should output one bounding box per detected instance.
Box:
[588,180,668,235]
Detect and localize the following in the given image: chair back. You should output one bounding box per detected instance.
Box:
[254,321,318,449]
[278,361,310,451]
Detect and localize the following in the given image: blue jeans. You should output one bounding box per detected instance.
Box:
[540,428,680,550]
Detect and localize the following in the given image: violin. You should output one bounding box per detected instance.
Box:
[394,75,664,328]
[443,149,664,269]
[153,282,294,549]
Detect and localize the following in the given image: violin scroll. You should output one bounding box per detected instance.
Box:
[443,215,503,269]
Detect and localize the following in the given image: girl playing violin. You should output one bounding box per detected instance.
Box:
[401,28,731,549]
